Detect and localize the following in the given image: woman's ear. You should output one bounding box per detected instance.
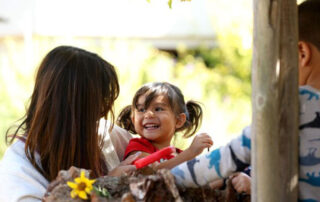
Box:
[175,113,187,129]
[298,41,312,68]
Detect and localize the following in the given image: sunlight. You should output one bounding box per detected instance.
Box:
[0,0,253,157]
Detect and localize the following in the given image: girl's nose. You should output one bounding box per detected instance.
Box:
[145,110,155,118]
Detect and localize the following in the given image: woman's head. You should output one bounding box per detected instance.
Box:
[31,46,119,126]
[7,46,119,181]
[117,82,203,143]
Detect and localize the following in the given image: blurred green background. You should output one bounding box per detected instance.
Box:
[0,0,252,158]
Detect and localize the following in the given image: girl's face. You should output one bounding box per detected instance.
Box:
[131,93,186,149]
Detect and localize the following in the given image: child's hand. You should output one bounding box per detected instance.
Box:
[230,172,251,194]
[108,152,141,176]
[186,133,213,157]
[209,178,225,190]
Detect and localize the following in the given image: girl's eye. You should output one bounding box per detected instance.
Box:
[155,107,164,112]
[137,108,145,112]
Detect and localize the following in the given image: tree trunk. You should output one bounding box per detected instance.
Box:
[251,0,299,201]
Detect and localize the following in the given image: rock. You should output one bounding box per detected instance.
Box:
[43,167,250,202]
[121,193,135,202]
[44,184,82,202]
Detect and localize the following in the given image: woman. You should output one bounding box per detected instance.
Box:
[0,46,138,201]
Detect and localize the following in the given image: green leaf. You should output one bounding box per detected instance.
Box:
[92,186,111,198]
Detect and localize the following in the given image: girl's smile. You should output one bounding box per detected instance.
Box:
[132,94,184,149]
[143,123,160,130]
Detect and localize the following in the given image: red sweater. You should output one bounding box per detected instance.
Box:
[123,137,182,160]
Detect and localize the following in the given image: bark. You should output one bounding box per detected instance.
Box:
[251,0,299,201]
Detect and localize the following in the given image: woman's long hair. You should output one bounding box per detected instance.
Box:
[6,46,119,181]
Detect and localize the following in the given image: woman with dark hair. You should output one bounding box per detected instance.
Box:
[0,46,138,201]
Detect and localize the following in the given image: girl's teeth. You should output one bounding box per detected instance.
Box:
[144,124,159,129]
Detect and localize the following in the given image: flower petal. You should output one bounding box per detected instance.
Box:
[83,178,89,184]
[85,186,92,193]
[75,178,82,183]
[70,190,77,198]
[78,191,88,200]
[80,171,85,179]
[67,181,77,189]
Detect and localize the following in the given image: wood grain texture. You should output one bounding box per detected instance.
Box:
[251,0,299,201]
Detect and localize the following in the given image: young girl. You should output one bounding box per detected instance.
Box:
[0,46,138,201]
[117,82,213,170]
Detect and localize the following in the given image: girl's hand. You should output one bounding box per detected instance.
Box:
[186,133,213,158]
[230,172,251,194]
[108,152,141,176]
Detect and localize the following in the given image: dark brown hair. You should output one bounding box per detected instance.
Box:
[299,0,320,50]
[117,82,202,138]
[6,46,119,181]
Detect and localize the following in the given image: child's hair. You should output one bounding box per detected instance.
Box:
[299,0,320,50]
[117,82,203,138]
[6,46,119,181]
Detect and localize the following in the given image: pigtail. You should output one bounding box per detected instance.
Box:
[181,101,203,138]
[116,105,136,134]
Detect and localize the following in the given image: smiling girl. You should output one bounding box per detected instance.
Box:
[117,82,213,170]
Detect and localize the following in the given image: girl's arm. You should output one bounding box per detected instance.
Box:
[155,133,213,170]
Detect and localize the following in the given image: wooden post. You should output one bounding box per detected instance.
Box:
[251,0,299,201]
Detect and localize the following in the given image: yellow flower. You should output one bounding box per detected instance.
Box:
[67,170,96,200]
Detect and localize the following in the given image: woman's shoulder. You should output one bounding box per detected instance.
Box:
[110,124,132,142]
[99,119,133,163]
[1,140,27,162]
[99,119,132,144]
[0,140,48,201]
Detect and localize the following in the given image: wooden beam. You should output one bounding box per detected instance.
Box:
[251,0,299,201]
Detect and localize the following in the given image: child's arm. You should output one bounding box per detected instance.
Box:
[209,178,225,190]
[155,133,213,170]
[208,172,251,194]
[171,126,251,187]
